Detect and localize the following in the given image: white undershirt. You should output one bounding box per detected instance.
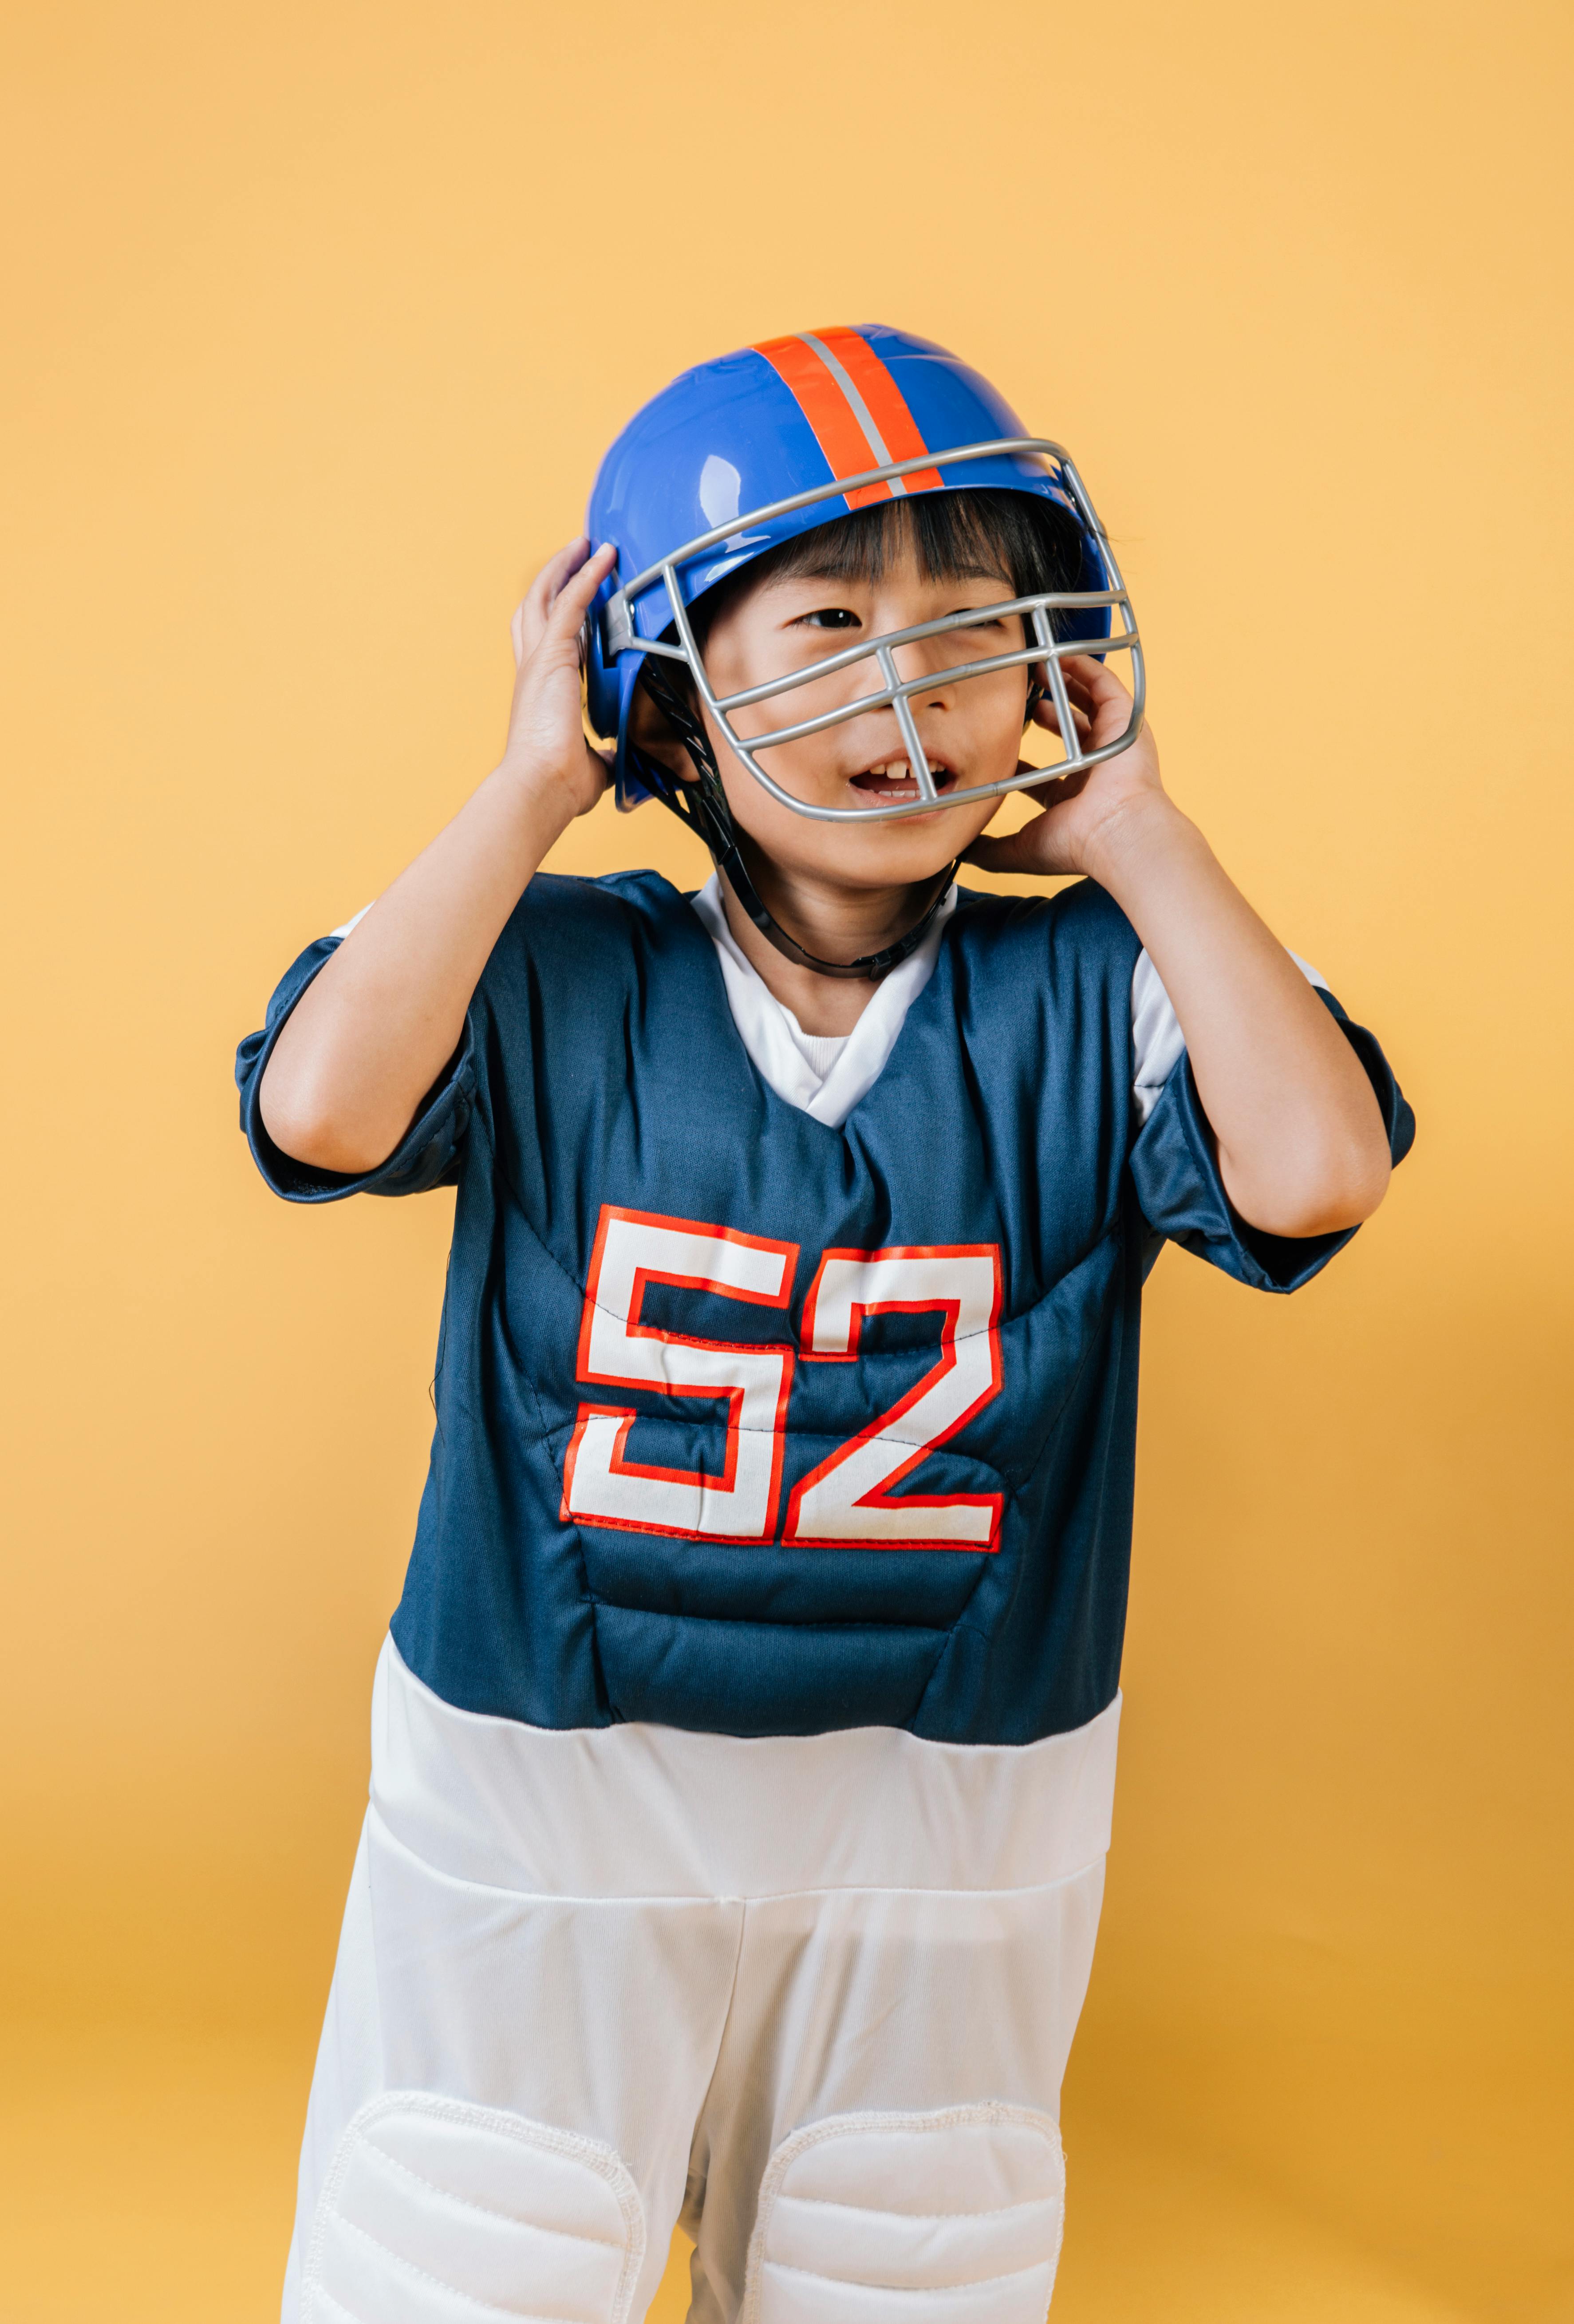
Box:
[688,876,959,1127]
[689,872,1327,1132]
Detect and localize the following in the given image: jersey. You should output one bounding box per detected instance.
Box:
[685,869,1332,1129]
[236,872,1414,1745]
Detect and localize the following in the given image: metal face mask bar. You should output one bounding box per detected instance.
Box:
[600,438,1144,825]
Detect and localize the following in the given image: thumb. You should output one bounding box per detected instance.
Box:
[963,822,1047,875]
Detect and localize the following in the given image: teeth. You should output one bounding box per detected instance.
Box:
[857,756,951,788]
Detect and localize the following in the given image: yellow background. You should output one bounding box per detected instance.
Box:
[3,2,1570,2317]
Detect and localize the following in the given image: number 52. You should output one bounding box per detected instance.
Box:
[561,1205,1003,1552]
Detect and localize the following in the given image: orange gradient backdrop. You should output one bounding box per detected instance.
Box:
[1,4,1570,2320]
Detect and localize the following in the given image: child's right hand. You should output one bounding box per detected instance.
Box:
[501,538,618,818]
[260,537,619,1177]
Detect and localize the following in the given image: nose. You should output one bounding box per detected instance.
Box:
[887,631,954,708]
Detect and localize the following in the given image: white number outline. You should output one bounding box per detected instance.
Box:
[783,1243,1004,1552]
[560,1205,799,1545]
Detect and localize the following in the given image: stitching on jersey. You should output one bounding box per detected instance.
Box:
[1009,1257,1123,1482]
[579,1416,1009,1475]
[458,1140,1117,1411]
[584,1591,952,1638]
[576,1282,1004,1354]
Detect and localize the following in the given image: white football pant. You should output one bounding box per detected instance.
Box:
[283,1639,1119,2324]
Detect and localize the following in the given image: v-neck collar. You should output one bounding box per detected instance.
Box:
[665,874,958,1134]
[685,872,959,1130]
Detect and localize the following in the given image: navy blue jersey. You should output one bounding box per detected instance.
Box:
[236,873,1413,1744]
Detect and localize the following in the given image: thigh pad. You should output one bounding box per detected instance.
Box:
[302,2091,646,2324]
[743,2103,1065,2324]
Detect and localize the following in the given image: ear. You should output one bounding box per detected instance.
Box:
[627,669,702,785]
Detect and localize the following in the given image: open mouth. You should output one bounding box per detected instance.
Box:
[847,757,959,804]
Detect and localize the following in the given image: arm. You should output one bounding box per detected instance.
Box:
[259,539,616,1175]
[966,659,1392,1238]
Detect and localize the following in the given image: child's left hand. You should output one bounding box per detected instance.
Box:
[964,651,1394,1239]
[963,655,1175,884]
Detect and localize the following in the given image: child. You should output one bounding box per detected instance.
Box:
[239,324,1412,2324]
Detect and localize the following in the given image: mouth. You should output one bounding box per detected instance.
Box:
[847,756,959,804]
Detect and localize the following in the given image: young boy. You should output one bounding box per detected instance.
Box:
[239,324,1412,2324]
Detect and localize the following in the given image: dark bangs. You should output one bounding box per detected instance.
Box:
[688,488,1087,647]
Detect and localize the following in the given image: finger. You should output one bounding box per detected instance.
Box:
[1059,650,1128,687]
[1031,691,1094,743]
[963,825,1047,875]
[1005,757,1061,803]
[1029,762,1091,810]
[526,543,618,680]
[516,538,590,661]
[1060,652,1132,712]
[528,538,590,613]
[544,540,617,640]
[962,766,1088,871]
[1056,653,1138,749]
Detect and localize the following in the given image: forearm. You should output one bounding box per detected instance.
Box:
[1089,801,1391,1235]
[259,763,578,1172]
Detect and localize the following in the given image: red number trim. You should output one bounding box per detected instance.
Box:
[784,1243,1004,1552]
[560,1204,799,1545]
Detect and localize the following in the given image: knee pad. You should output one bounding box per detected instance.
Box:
[743,2104,1065,2324]
[302,2091,645,2323]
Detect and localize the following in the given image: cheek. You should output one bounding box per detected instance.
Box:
[697,616,776,707]
[709,711,846,814]
[715,756,825,853]
[943,677,1030,780]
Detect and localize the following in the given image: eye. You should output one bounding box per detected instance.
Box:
[797,606,860,631]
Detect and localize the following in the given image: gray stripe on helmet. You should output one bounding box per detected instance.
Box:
[797,331,910,497]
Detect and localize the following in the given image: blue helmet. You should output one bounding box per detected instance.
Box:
[583,324,1142,825]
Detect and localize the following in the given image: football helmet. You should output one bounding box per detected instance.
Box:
[583,325,1143,975]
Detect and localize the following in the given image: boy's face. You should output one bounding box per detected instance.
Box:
[643,536,1034,893]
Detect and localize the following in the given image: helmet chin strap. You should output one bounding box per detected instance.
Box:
[632,664,957,983]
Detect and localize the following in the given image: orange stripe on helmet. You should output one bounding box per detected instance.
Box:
[752,334,890,508]
[752,328,944,511]
[810,326,945,497]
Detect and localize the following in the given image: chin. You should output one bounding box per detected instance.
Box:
[808,832,967,890]
[729,787,995,893]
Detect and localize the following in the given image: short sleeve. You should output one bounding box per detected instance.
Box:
[234,934,478,1203]
[1127,986,1415,1293]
